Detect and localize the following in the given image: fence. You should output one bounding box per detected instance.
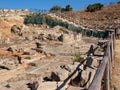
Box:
[88,31,115,90]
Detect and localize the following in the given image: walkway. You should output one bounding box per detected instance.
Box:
[112,40,120,89]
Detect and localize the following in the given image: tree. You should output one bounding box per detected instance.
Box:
[65,5,73,11]
[117,0,120,4]
[86,3,104,12]
[50,5,62,13]
[61,8,66,12]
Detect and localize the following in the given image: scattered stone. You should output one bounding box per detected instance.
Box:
[60,64,71,72]
[0,58,18,70]
[27,81,39,90]
[5,83,11,88]
[46,34,56,41]
[36,42,42,48]
[38,33,45,40]
[0,65,10,70]
[58,34,63,42]
[24,56,31,60]
[11,24,23,36]
[17,56,22,64]
[51,72,60,81]
[70,69,91,87]
[28,63,37,67]
[7,47,13,53]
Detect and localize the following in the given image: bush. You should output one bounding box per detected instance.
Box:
[50,5,62,13]
[73,52,84,62]
[117,1,120,4]
[50,5,72,13]
[24,13,108,38]
[65,5,73,11]
[86,3,104,12]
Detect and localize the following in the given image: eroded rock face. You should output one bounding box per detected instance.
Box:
[70,67,95,88]
[11,24,23,36]
[70,70,91,87]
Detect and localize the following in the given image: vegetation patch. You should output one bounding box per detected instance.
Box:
[73,52,84,62]
[86,3,104,12]
[24,13,108,38]
[50,5,73,13]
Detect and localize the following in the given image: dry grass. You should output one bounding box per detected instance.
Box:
[57,4,120,30]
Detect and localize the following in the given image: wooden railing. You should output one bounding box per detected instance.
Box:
[88,31,115,90]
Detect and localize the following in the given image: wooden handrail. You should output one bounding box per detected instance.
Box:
[88,35,114,90]
[88,53,109,90]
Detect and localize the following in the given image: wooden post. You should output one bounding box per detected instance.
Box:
[103,61,110,90]
[113,31,115,50]
[104,43,110,90]
[88,56,109,90]
[110,33,114,67]
[108,43,112,79]
[88,42,111,90]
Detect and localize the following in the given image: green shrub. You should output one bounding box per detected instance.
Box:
[50,5,62,13]
[24,13,108,38]
[117,1,120,4]
[73,52,84,62]
[50,5,72,13]
[86,3,104,12]
[65,5,73,11]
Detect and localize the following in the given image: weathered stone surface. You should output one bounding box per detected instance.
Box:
[0,58,18,70]
[94,47,104,56]
[91,58,99,68]
[46,34,56,41]
[70,67,96,88]
[51,68,69,81]
[58,34,63,42]
[7,47,13,52]
[27,81,39,90]
[70,70,87,87]
[11,24,23,36]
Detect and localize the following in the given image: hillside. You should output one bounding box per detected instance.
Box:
[55,4,120,31]
[0,9,29,38]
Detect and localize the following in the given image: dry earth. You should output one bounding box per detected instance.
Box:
[112,40,120,89]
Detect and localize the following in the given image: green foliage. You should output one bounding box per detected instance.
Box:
[50,5,72,13]
[24,13,108,38]
[86,3,104,12]
[50,5,62,13]
[65,5,73,11]
[117,1,120,4]
[73,52,84,62]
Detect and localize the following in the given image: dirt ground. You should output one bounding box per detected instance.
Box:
[112,40,120,90]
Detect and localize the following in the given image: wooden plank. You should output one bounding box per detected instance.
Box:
[88,56,109,90]
[109,44,112,79]
[110,33,114,67]
[103,60,110,90]
[88,32,115,90]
